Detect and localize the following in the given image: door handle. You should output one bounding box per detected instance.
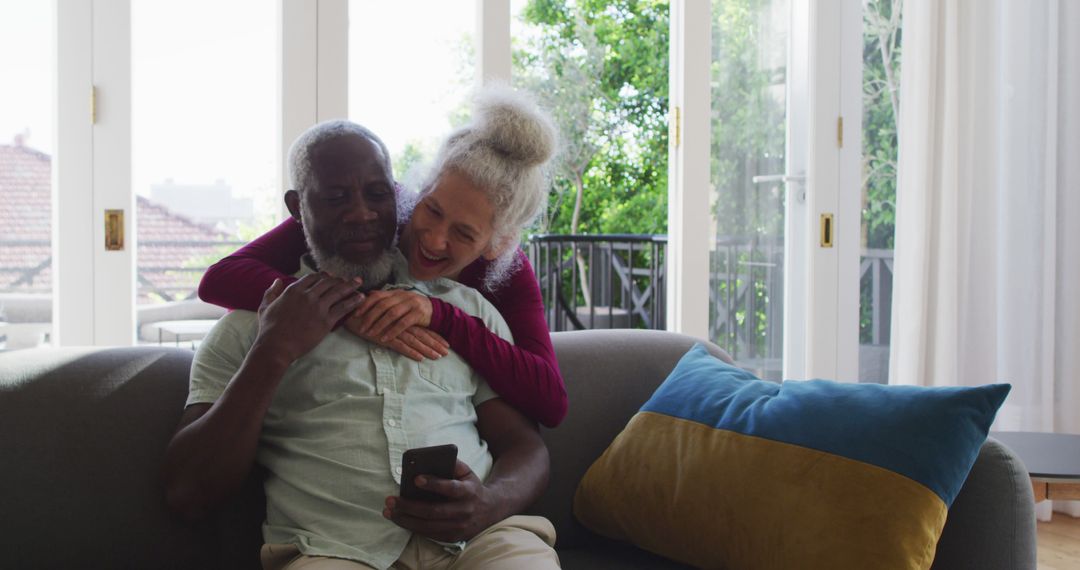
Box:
[751,172,807,202]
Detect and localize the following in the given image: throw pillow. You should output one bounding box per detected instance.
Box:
[573,344,1009,570]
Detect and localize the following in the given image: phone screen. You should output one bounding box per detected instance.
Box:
[399,444,458,502]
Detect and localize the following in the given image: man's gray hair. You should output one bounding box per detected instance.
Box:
[287,120,393,195]
[421,84,558,291]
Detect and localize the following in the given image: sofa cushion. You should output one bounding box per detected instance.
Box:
[573,344,1010,570]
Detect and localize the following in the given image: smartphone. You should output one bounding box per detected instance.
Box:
[399,444,458,502]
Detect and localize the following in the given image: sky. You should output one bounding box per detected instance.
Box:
[0,0,482,226]
[0,0,54,154]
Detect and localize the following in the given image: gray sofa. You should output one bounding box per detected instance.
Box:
[0,329,1036,569]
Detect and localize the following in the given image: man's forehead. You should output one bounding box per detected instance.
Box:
[311,134,389,174]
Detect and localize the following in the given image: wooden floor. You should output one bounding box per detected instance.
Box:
[1038,514,1080,569]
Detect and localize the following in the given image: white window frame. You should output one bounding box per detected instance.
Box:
[666,0,711,339]
[55,0,134,347]
[279,0,348,213]
[477,0,511,85]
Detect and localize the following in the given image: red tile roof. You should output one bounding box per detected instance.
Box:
[0,143,245,303]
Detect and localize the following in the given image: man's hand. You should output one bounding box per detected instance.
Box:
[254,273,366,364]
[382,460,499,543]
[382,399,550,543]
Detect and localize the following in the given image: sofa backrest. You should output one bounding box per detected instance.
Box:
[534,329,732,548]
[0,346,237,569]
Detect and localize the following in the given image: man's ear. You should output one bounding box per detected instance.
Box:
[284,190,302,223]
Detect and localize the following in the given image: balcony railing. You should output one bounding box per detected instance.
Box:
[528,234,667,332]
[528,233,895,379]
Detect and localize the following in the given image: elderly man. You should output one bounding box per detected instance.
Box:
[162,120,559,570]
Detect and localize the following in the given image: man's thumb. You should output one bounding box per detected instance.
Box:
[263,278,284,303]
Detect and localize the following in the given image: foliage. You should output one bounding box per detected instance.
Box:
[711,0,787,241]
[859,0,901,344]
[513,0,670,237]
[862,0,901,251]
[393,141,431,191]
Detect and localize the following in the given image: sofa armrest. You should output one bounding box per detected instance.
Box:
[931,437,1037,569]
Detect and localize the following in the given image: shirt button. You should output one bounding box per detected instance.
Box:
[386,419,398,427]
[395,466,403,475]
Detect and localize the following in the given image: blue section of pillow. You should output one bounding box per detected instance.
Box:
[641,344,1010,506]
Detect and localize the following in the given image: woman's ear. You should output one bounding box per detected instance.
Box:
[284,190,302,223]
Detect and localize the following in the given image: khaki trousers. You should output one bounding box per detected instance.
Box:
[261,515,560,570]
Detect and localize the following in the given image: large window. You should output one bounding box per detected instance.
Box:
[0,0,55,351]
[131,0,276,341]
[348,0,476,189]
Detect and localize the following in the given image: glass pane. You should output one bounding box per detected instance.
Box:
[512,0,670,332]
[132,0,277,345]
[858,0,901,383]
[348,0,476,188]
[0,0,55,351]
[710,0,788,379]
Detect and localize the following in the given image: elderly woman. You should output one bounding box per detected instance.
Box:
[199,85,567,428]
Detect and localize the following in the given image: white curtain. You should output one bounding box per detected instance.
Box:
[890,0,1080,519]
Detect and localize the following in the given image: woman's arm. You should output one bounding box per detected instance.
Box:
[430,251,568,428]
[198,218,308,311]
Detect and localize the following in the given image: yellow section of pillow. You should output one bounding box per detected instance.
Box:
[573,411,948,570]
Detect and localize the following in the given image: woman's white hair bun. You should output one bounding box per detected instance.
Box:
[472,83,557,167]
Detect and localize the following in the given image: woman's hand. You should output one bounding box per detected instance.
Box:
[352,289,437,343]
[345,319,449,361]
[344,289,449,362]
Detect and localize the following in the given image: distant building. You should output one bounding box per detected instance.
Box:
[0,142,244,304]
[150,178,254,232]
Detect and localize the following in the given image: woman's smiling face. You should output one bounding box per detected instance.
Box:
[401,169,498,281]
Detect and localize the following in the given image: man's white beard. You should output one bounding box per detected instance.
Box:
[299,202,396,289]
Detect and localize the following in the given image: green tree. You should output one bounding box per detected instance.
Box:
[860,0,901,345]
[393,141,430,190]
[514,0,670,237]
[862,0,901,251]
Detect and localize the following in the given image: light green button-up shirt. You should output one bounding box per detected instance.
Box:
[186,251,512,569]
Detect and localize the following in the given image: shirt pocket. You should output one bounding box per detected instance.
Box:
[418,359,452,392]
[417,355,475,395]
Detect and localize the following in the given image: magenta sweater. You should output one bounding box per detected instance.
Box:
[198,217,568,427]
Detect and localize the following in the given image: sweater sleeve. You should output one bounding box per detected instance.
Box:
[428,251,568,428]
[198,217,308,311]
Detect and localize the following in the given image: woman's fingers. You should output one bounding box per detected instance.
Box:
[407,327,450,356]
[387,336,426,362]
[392,330,438,360]
[352,291,402,333]
[358,291,432,341]
[372,303,424,342]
